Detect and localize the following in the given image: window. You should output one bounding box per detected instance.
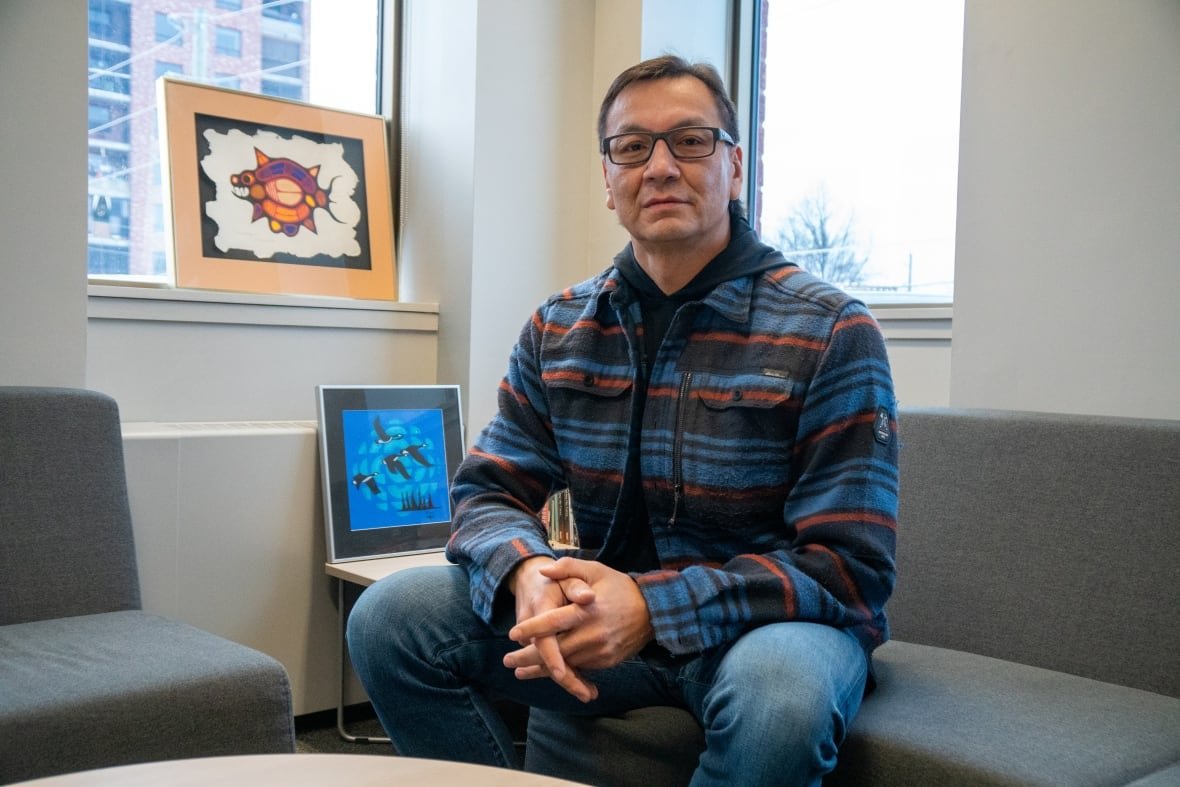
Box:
[746,0,964,302]
[89,0,130,44]
[88,245,132,275]
[89,47,130,95]
[86,0,384,281]
[87,100,130,144]
[215,26,242,57]
[215,72,242,90]
[154,11,183,45]
[89,148,128,180]
[263,3,304,24]
[262,36,303,80]
[261,79,304,100]
[155,61,183,78]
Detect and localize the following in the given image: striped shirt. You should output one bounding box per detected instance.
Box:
[447,233,899,657]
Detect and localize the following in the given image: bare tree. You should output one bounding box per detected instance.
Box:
[771,189,868,286]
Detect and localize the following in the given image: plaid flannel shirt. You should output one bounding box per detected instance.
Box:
[447,260,898,657]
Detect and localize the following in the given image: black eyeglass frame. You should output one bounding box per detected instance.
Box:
[600,126,737,166]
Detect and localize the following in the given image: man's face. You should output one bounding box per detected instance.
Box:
[601,76,743,258]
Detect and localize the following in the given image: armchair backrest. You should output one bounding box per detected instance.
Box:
[0,387,141,624]
[889,407,1180,698]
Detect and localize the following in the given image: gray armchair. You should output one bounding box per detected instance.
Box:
[0,387,295,783]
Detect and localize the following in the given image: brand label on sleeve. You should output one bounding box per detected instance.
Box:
[874,406,893,445]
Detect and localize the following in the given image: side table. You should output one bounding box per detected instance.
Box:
[324,550,450,743]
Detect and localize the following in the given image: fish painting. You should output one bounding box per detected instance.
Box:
[229,148,339,237]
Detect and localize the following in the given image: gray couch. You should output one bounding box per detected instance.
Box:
[0,387,295,784]
[524,407,1180,786]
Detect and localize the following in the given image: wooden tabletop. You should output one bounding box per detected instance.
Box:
[324,550,450,587]
[15,754,585,786]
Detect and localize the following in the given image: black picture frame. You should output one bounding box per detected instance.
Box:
[316,385,464,562]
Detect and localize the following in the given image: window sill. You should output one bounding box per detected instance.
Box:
[87,284,439,332]
[870,304,952,341]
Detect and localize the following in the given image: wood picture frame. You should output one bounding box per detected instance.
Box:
[316,385,465,563]
[158,77,396,300]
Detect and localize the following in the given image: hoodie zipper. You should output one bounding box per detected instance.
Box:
[669,370,692,528]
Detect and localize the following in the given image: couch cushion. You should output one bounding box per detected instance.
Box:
[891,408,1180,698]
[0,610,295,783]
[529,640,1180,787]
[827,640,1180,786]
[1126,763,1180,786]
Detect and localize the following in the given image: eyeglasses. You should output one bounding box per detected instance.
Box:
[600,126,736,166]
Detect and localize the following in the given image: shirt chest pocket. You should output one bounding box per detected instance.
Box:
[544,368,633,437]
[692,370,796,414]
[675,370,800,519]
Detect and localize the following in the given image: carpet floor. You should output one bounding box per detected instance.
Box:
[294,707,395,755]
[295,702,530,759]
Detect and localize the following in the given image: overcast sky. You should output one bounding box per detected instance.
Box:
[759,0,964,293]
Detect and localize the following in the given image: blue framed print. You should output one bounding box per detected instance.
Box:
[317,385,464,562]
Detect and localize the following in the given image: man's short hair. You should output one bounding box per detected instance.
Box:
[597,55,740,146]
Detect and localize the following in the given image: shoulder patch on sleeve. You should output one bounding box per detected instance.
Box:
[874,406,893,445]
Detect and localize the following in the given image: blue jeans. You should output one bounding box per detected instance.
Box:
[347,565,869,786]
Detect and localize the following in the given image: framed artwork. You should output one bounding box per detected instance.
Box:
[316,385,464,562]
[157,77,396,300]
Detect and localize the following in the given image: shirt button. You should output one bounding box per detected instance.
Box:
[732,390,743,401]
[583,373,595,387]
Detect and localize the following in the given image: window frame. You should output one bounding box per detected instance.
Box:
[730,0,959,307]
[86,0,404,310]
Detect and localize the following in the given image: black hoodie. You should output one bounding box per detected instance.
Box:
[600,202,795,573]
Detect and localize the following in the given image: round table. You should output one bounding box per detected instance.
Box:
[15,754,585,786]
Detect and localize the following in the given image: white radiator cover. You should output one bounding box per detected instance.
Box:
[122,421,355,715]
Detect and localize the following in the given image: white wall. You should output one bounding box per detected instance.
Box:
[86,291,438,422]
[951,0,1180,419]
[398,0,598,440]
[395,0,478,413]
[877,308,953,409]
[0,1,88,387]
[641,0,731,64]
[585,1,642,282]
[468,0,598,439]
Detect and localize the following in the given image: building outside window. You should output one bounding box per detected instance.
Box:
[89,0,131,42]
[214,25,242,57]
[749,0,964,303]
[155,60,183,78]
[85,0,381,280]
[260,80,304,100]
[262,36,303,79]
[155,11,183,44]
[263,2,303,23]
[89,47,131,95]
[88,101,130,145]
